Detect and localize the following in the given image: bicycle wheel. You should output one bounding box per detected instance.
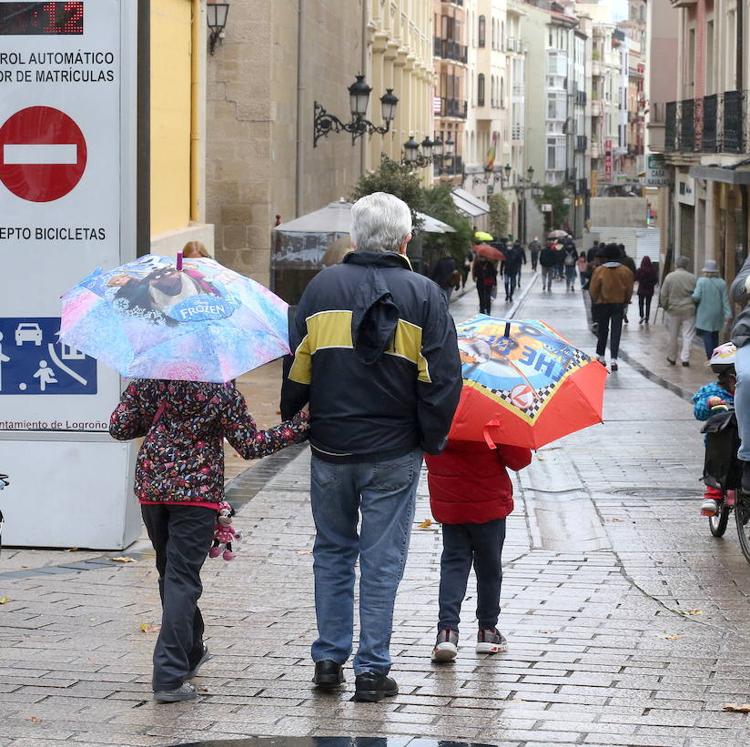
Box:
[735,491,750,564]
[709,501,731,537]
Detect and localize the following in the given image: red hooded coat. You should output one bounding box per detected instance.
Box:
[425,439,532,524]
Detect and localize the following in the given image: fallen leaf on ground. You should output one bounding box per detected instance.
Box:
[66,548,79,552]
[685,609,703,616]
[723,704,750,713]
[26,716,42,724]
[140,623,160,634]
[295,549,312,555]
[417,518,433,529]
[111,556,136,564]
[608,518,624,523]
[664,634,683,640]
[0,597,8,605]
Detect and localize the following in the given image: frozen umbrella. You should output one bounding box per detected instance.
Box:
[60,255,291,383]
[449,315,607,450]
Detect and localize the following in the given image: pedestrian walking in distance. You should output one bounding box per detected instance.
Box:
[474,257,498,314]
[514,239,526,289]
[529,236,541,272]
[634,255,658,324]
[692,259,731,359]
[589,243,635,372]
[426,439,531,663]
[562,239,579,292]
[539,242,557,292]
[576,252,588,289]
[501,242,522,303]
[109,380,309,703]
[281,192,462,703]
[660,256,697,367]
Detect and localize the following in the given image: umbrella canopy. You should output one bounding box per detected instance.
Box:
[449,315,607,450]
[474,231,494,242]
[275,199,354,233]
[547,229,570,239]
[474,243,505,262]
[60,256,290,383]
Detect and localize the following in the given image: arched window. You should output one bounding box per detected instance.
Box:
[492,19,496,50]
[501,21,505,50]
[478,15,485,48]
[500,76,505,108]
[478,73,485,106]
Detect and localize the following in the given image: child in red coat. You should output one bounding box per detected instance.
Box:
[425,439,532,662]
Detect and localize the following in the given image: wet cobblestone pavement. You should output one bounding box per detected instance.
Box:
[2,275,750,746]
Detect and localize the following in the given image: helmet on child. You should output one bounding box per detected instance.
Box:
[708,342,736,373]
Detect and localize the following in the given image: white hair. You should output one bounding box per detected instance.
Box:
[351,192,412,253]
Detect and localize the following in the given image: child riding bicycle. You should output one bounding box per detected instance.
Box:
[692,342,737,516]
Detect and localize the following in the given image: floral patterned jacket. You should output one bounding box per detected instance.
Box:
[110,379,308,508]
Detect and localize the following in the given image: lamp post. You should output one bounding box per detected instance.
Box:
[207,2,230,55]
[313,76,398,147]
[401,135,441,170]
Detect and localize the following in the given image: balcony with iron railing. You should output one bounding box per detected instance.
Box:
[435,97,468,119]
[664,91,750,155]
[434,37,468,64]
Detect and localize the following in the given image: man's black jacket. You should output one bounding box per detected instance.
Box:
[280,250,462,462]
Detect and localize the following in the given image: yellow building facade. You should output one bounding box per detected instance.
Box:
[367,0,434,177]
[150,0,212,256]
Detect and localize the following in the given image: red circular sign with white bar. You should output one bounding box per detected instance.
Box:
[0,106,87,202]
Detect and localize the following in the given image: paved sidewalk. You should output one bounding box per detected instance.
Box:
[2,274,750,746]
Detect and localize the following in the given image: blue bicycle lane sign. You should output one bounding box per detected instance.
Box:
[0,317,97,395]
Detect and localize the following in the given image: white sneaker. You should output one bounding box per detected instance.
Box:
[431,629,459,662]
[476,628,508,654]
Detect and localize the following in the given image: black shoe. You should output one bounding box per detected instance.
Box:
[313,660,345,690]
[187,644,211,679]
[353,671,399,702]
[667,357,676,366]
[153,682,197,703]
[742,462,750,493]
[682,361,690,367]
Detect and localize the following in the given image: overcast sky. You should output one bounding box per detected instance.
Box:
[611,0,628,21]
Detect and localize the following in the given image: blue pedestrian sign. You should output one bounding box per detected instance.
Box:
[0,317,97,395]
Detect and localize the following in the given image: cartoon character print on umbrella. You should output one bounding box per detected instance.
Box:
[109,265,237,326]
[457,318,590,423]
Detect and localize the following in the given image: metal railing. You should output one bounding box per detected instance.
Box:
[665,91,750,154]
[434,37,468,63]
[436,97,468,119]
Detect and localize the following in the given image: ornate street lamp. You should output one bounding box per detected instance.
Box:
[313,75,398,147]
[207,2,230,55]
[403,136,420,164]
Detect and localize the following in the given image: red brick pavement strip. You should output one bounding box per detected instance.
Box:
[1,277,750,745]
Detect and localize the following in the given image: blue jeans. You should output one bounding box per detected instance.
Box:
[438,519,506,633]
[310,449,422,674]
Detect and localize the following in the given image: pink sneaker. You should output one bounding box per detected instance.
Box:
[222,549,235,561]
[208,546,221,559]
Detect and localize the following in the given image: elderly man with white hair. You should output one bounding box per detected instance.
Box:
[659,256,698,366]
[281,192,462,703]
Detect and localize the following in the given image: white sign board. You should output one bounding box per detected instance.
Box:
[541,203,553,213]
[0,0,124,432]
[0,0,140,548]
[644,152,670,187]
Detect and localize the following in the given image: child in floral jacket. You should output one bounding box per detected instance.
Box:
[110,379,308,703]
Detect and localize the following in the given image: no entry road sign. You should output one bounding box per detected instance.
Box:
[0,105,87,202]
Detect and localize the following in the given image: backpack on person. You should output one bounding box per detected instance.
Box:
[701,410,742,490]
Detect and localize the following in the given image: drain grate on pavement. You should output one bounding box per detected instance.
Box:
[611,486,705,498]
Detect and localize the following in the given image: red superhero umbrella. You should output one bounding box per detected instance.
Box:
[473,243,505,262]
[449,315,607,450]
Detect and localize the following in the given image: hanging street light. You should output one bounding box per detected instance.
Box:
[313,75,398,148]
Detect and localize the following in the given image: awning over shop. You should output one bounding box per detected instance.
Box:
[688,166,750,186]
[417,212,456,234]
[274,200,456,235]
[450,187,490,218]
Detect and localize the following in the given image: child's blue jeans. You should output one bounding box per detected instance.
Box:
[438,518,506,633]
